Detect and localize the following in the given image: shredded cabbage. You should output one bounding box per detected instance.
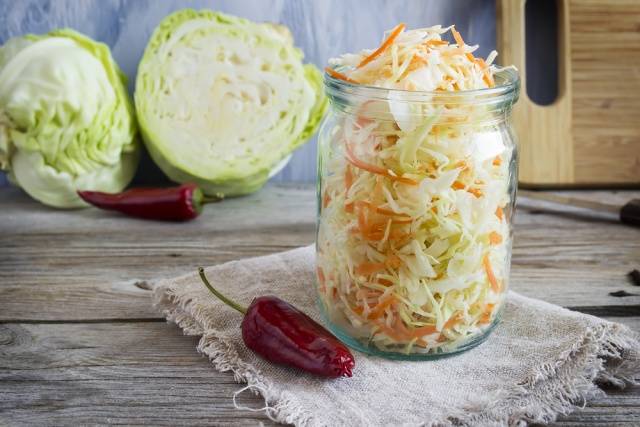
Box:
[317,24,514,354]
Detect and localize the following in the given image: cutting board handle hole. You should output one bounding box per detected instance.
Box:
[525,0,559,106]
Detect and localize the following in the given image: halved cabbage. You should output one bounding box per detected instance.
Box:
[0,29,139,208]
[135,9,327,197]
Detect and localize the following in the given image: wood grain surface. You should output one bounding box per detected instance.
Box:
[1,184,640,425]
[497,0,640,186]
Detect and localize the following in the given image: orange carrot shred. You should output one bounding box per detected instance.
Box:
[444,312,462,330]
[377,206,410,217]
[468,187,483,198]
[345,144,418,185]
[357,203,368,233]
[451,27,466,47]
[317,266,325,285]
[374,175,384,199]
[345,165,354,191]
[425,39,448,47]
[323,191,331,208]
[357,23,406,69]
[377,278,395,287]
[355,262,386,276]
[495,206,504,220]
[325,66,358,84]
[385,254,402,269]
[452,180,466,190]
[368,294,396,319]
[345,202,354,214]
[479,303,495,324]
[483,254,501,292]
[493,156,502,166]
[489,231,503,245]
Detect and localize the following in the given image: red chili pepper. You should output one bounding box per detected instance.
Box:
[198,268,355,378]
[78,183,217,221]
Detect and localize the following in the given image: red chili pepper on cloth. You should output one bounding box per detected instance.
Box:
[198,268,355,378]
[78,183,217,221]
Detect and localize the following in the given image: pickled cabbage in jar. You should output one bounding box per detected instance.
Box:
[316,23,519,357]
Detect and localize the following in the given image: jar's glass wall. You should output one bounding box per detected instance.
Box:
[315,71,519,359]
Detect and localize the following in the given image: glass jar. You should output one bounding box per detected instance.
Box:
[315,68,520,359]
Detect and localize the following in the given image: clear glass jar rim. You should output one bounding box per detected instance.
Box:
[324,67,520,106]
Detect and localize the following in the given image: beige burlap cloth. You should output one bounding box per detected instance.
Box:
[153,245,639,426]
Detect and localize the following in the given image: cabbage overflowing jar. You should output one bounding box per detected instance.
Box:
[316,24,520,359]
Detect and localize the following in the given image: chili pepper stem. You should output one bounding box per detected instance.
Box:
[197,267,247,314]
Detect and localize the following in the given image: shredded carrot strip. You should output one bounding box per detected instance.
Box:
[376,319,438,342]
[345,202,354,214]
[483,254,501,292]
[317,267,325,285]
[468,187,483,198]
[393,319,433,342]
[474,58,495,87]
[443,312,462,330]
[489,231,503,245]
[479,303,495,324]
[344,165,354,191]
[324,66,358,84]
[376,322,405,341]
[355,200,410,218]
[345,144,418,185]
[355,262,386,276]
[493,156,502,166]
[440,47,466,57]
[377,206,410,217]
[406,54,428,73]
[357,203,368,233]
[424,39,448,47]
[373,175,384,199]
[451,27,466,47]
[411,324,438,336]
[368,294,396,319]
[365,229,406,242]
[357,23,406,68]
[465,52,475,62]
[323,191,331,208]
[495,206,504,220]
[385,254,402,269]
[452,180,466,190]
[377,278,395,287]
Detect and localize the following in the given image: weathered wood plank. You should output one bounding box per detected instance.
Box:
[1,320,638,426]
[1,186,639,321]
[0,322,280,426]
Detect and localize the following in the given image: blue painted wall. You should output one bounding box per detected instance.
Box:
[0,0,495,187]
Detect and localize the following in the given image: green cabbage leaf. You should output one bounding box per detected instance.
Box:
[135,9,327,197]
[0,29,139,208]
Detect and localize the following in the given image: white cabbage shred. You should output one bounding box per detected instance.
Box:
[318,24,513,354]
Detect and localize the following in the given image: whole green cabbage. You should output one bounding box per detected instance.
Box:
[135,9,326,197]
[0,29,138,208]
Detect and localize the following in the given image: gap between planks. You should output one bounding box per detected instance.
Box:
[1,305,638,325]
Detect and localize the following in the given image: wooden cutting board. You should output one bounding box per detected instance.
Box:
[497,0,640,187]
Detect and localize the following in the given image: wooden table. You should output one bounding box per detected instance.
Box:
[1,185,639,425]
